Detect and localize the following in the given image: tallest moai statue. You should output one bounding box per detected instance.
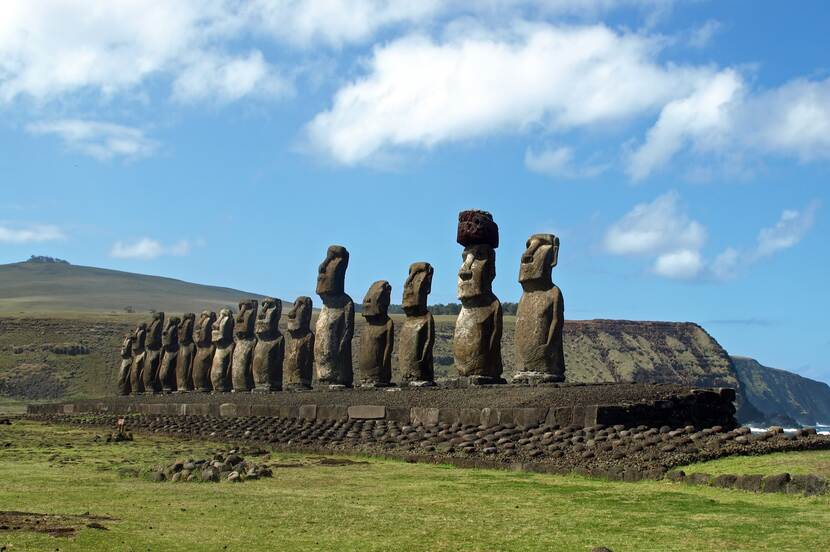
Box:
[314,245,354,388]
[453,210,505,384]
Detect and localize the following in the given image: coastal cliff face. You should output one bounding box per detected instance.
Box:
[732,355,830,425]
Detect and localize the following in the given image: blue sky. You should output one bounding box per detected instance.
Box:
[1,1,828,382]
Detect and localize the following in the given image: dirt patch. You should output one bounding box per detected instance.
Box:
[316,457,369,466]
[0,511,115,537]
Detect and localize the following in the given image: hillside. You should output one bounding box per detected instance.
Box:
[0,258,267,314]
[732,356,830,425]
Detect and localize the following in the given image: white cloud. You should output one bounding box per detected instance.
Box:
[110,238,191,260]
[172,50,291,103]
[524,145,607,178]
[0,224,65,244]
[688,19,721,49]
[26,120,157,160]
[306,23,714,165]
[605,194,820,281]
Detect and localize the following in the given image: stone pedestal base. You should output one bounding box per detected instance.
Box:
[284,383,312,391]
[404,380,436,388]
[360,382,396,388]
[252,385,281,393]
[466,376,507,386]
[328,384,349,390]
[512,371,564,385]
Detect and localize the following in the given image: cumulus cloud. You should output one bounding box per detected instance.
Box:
[605,194,820,281]
[0,224,65,243]
[26,120,157,160]
[110,238,191,260]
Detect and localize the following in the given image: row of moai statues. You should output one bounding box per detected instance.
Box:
[116,209,564,393]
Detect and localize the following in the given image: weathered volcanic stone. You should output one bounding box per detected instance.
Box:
[457,209,499,249]
[159,316,180,393]
[176,313,196,392]
[117,333,133,395]
[513,234,565,383]
[192,311,216,393]
[285,296,314,390]
[358,280,394,387]
[143,311,164,394]
[453,221,504,384]
[314,245,354,388]
[252,298,284,392]
[399,262,435,386]
[129,323,147,394]
[231,300,258,392]
[210,308,235,392]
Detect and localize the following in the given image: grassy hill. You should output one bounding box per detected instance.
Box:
[732,355,830,425]
[0,258,267,315]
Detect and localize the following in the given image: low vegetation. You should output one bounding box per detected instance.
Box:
[681,449,830,478]
[1,421,828,551]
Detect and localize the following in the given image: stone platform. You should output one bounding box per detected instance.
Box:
[28,383,737,430]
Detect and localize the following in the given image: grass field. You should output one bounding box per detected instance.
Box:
[1,421,828,551]
[681,450,830,478]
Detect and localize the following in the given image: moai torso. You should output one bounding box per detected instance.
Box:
[252,298,284,392]
[514,234,565,382]
[210,309,235,392]
[176,313,196,391]
[398,262,435,385]
[117,334,133,395]
[143,312,165,393]
[159,316,180,393]
[314,245,354,387]
[452,211,505,384]
[231,300,258,392]
[358,280,394,387]
[129,323,147,394]
[285,296,314,390]
[192,311,216,392]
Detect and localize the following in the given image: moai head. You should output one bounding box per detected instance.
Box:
[402,262,433,315]
[235,299,258,338]
[132,323,147,352]
[179,313,195,343]
[287,296,312,333]
[121,334,133,358]
[213,308,234,344]
[195,311,216,345]
[162,316,180,348]
[519,233,559,290]
[316,245,349,297]
[458,244,496,300]
[362,280,392,321]
[256,298,281,338]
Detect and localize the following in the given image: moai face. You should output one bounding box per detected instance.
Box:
[121,334,133,357]
[213,308,233,342]
[179,313,195,343]
[195,311,216,345]
[256,298,281,337]
[287,296,312,332]
[458,244,496,300]
[235,300,258,338]
[316,245,349,296]
[162,317,180,348]
[402,262,433,315]
[519,234,559,288]
[132,323,147,351]
[362,280,392,319]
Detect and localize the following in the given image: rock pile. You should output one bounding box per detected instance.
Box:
[148,450,273,483]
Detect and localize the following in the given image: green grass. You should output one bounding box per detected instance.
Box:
[1,422,829,551]
[681,450,830,478]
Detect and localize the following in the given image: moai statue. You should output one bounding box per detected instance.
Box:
[142,312,165,393]
[210,308,235,392]
[398,262,435,386]
[252,298,284,392]
[358,280,395,387]
[129,323,147,394]
[231,299,258,392]
[453,210,505,384]
[284,296,315,390]
[117,333,133,395]
[192,311,216,392]
[314,245,354,388]
[159,316,181,393]
[176,313,196,392]
[513,234,565,383]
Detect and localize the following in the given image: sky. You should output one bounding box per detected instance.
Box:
[0,1,828,382]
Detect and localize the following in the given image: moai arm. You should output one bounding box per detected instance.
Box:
[490,300,503,357]
[420,313,435,365]
[382,319,394,370]
[341,299,355,352]
[545,287,564,354]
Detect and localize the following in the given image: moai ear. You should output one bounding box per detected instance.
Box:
[551,236,560,268]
